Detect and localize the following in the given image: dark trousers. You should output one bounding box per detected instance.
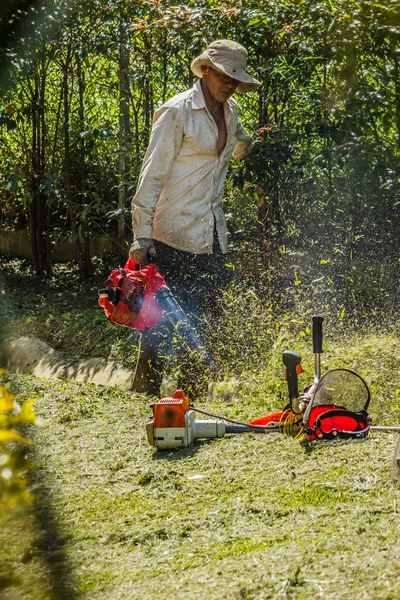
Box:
[132,236,233,395]
[155,237,232,321]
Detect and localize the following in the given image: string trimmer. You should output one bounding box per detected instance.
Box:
[146,316,400,450]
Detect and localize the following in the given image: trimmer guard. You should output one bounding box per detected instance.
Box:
[305,405,370,441]
[303,368,371,441]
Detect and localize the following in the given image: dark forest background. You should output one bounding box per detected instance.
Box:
[0,0,399,301]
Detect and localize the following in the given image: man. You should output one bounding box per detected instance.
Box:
[130,39,260,395]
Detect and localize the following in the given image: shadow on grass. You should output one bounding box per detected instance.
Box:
[299,437,369,455]
[151,438,216,461]
[29,461,78,600]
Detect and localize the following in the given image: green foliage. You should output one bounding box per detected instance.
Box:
[0,372,38,511]
[0,0,399,275]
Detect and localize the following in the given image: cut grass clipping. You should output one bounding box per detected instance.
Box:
[1,257,400,598]
[1,367,400,600]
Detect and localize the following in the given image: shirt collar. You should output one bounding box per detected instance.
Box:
[192,80,206,109]
[192,79,235,114]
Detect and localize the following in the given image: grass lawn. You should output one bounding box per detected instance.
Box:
[1,369,400,600]
[1,256,400,599]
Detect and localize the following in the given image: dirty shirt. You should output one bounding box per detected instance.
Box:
[131,80,253,254]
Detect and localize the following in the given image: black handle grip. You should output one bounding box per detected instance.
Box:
[312,315,324,354]
[282,350,301,401]
[134,259,156,269]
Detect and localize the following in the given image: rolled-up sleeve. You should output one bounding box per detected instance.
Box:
[232,118,254,159]
[132,106,184,239]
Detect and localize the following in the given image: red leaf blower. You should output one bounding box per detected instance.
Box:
[98,259,218,373]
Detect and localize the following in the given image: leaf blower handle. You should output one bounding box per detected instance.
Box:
[125,257,157,275]
[128,238,157,267]
[282,350,301,414]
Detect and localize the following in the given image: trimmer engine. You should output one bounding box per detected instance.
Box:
[146,390,290,450]
[146,390,226,450]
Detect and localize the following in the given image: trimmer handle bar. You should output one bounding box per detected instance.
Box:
[312,315,324,354]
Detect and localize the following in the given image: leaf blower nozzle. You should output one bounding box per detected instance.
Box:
[155,288,219,374]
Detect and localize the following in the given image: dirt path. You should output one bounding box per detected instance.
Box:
[0,335,135,390]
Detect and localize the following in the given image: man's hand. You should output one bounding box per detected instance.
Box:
[129,238,157,265]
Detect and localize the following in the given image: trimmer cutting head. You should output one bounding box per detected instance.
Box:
[282,316,372,441]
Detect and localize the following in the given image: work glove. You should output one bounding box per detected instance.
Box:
[129,238,157,265]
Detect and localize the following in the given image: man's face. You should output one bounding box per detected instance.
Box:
[201,66,239,103]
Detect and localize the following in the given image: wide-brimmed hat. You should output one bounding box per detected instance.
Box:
[191,39,261,93]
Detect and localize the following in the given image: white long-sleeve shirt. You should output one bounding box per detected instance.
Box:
[131,80,253,254]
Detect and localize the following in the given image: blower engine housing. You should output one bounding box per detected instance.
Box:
[98,260,167,331]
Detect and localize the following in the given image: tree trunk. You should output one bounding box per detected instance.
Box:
[322,59,334,211]
[63,44,85,275]
[29,72,40,273]
[51,81,63,170]
[77,54,92,275]
[39,61,51,272]
[392,49,400,253]
[161,32,168,104]
[143,34,153,142]
[117,21,131,239]
[28,64,50,276]
[394,51,400,158]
